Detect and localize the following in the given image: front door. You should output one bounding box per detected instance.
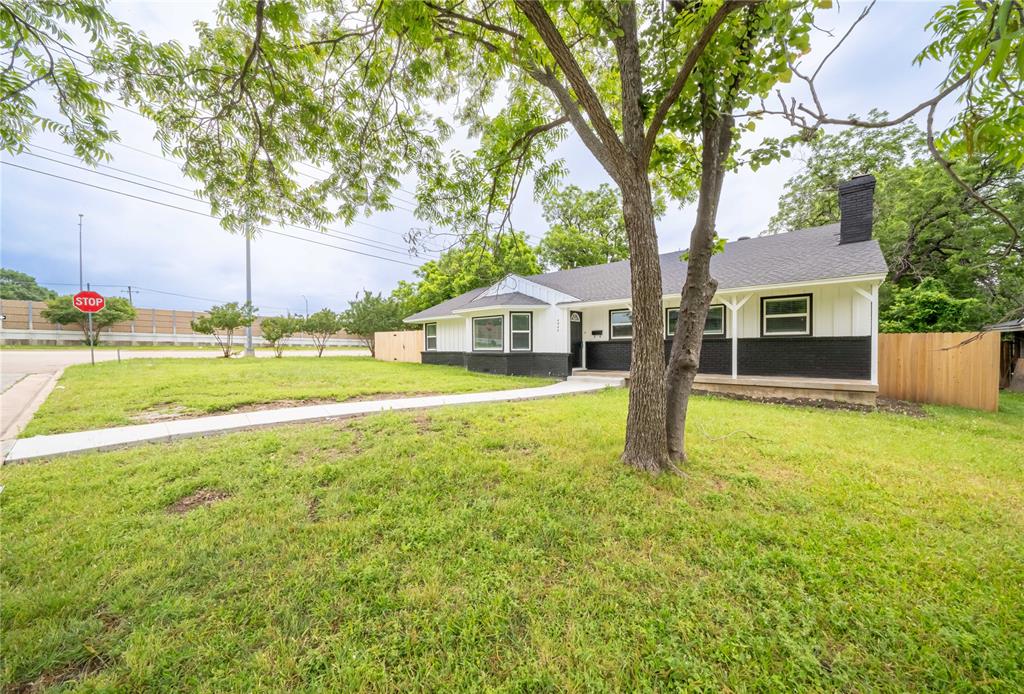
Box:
[570,311,583,368]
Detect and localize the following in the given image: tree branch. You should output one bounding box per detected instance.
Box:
[514,0,626,164]
[643,0,755,163]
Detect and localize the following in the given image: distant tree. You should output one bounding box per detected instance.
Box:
[880,279,983,333]
[41,294,136,345]
[0,269,57,300]
[339,291,406,357]
[191,302,256,357]
[769,120,1024,328]
[536,183,664,270]
[260,315,303,357]
[303,308,344,357]
[391,233,540,316]
[0,1,129,163]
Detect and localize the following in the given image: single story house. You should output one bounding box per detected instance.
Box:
[405,175,888,403]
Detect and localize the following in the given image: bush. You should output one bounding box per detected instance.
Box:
[192,302,257,357]
[41,295,136,345]
[261,315,304,357]
[339,290,406,357]
[303,308,344,357]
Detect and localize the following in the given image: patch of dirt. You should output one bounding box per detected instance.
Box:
[343,391,443,403]
[693,389,929,417]
[9,656,107,693]
[307,496,321,522]
[166,489,231,514]
[130,403,192,423]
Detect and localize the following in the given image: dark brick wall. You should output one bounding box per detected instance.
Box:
[736,336,870,379]
[422,351,464,367]
[838,175,875,244]
[586,336,871,379]
[589,339,731,373]
[423,351,572,378]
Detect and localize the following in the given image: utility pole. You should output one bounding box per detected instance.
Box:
[244,231,254,357]
[126,285,133,306]
[78,213,84,291]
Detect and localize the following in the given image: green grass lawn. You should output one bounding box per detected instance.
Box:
[21,358,553,437]
[3,391,1022,691]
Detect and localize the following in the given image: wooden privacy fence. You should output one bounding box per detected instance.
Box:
[374,330,423,363]
[878,332,1000,412]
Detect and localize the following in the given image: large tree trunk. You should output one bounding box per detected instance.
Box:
[619,168,671,473]
[665,111,734,461]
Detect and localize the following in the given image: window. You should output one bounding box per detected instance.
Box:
[510,312,532,351]
[666,305,725,337]
[424,323,437,351]
[609,309,632,340]
[762,295,811,336]
[473,315,503,351]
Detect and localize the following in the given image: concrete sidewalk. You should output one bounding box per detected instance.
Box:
[2,375,624,463]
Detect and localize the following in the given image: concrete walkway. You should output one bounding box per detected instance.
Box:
[2,375,624,464]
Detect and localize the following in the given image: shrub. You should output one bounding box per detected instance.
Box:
[261,315,304,357]
[303,308,344,357]
[41,295,136,345]
[192,302,257,357]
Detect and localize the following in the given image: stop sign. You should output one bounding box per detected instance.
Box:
[73,290,105,313]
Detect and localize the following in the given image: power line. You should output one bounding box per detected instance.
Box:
[17,151,426,259]
[1,161,422,268]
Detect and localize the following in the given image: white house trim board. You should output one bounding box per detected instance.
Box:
[481,274,580,304]
[724,294,752,379]
[853,284,880,385]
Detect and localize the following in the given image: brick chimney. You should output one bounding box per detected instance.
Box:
[837,174,876,244]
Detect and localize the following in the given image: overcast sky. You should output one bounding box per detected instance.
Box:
[0,1,951,315]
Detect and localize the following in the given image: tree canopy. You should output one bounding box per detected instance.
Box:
[536,184,635,270]
[41,293,135,345]
[0,0,133,163]
[339,290,406,356]
[770,120,1024,327]
[0,269,57,301]
[391,232,539,316]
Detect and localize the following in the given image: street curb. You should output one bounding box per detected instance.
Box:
[0,369,63,446]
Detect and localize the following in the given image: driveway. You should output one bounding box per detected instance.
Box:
[0,347,369,440]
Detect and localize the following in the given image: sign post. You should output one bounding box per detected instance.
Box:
[74,289,105,365]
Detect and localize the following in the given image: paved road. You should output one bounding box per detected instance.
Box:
[0,348,369,441]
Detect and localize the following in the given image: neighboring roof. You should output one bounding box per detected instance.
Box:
[987,317,1024,332]
[405,224,888,321]
[456,292,547,311]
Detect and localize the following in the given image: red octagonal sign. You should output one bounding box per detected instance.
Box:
[73,290,105,313]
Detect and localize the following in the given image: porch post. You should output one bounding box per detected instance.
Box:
[727,294,751,379]
[870,283,879,385]
[854,285,879,385]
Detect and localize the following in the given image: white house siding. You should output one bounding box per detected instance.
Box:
[432,317,465,352]
[576,280,875,341]
[454,305,566,353]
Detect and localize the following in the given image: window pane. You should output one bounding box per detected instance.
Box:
[666,308,678,335]
[511,313,530,331]
[765,298,808,316]
[425,336,437,350]
[425,323,436,337]
[474,317,503,349]
[765,315,808,333]
[610,310,632,339]
[511,332,530,350]
[704,306,723,334]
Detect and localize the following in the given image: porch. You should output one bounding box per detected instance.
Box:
[572,370,878,405]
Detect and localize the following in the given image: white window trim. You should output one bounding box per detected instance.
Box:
[666,305,726,337]
[509,311,532,352]
[424,322,437,351]
[472,315,504,351]
[609,308,633,340]
[761,295,812,336]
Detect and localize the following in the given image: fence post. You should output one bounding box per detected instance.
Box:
[172,309,177,345]
[27,301,33,330]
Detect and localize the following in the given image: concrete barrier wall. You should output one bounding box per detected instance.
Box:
[0,299,359,347]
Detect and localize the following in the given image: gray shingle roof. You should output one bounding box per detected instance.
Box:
[459,292,547,310]
[405,224,888,321]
